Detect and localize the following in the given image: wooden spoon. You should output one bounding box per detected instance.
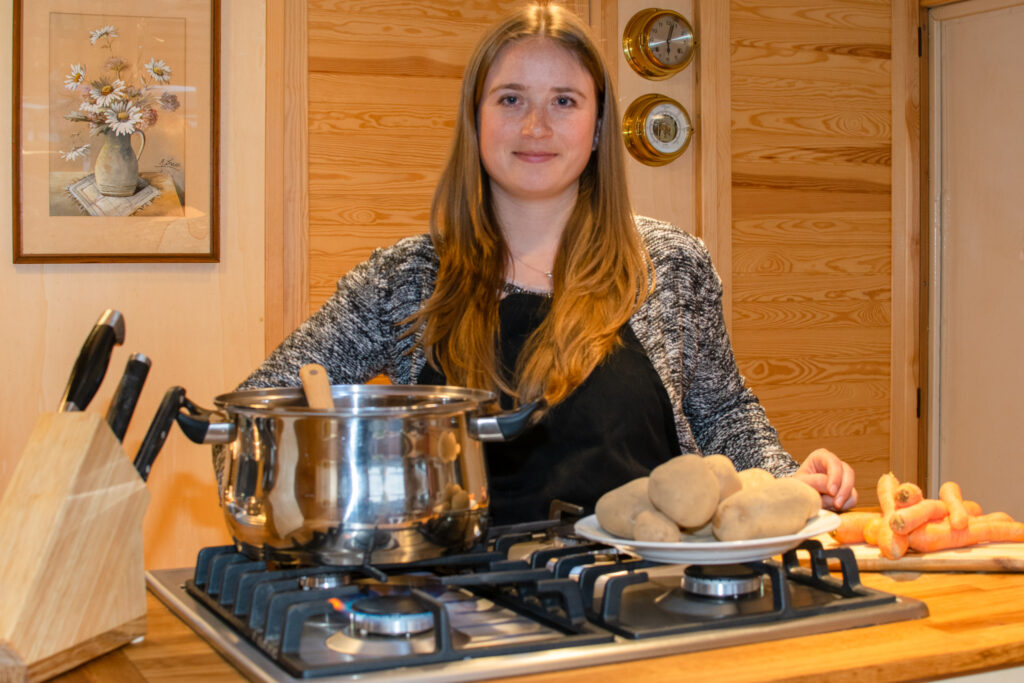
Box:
[300,363,334,410]
[297,363,338,524]
[266,364,332,538]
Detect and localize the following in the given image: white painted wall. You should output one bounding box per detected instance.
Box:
[0,0,268,569]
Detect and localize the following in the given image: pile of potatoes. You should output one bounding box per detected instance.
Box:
[595,454,822,543]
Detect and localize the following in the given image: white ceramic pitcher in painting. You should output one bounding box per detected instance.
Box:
[94,131,145,197]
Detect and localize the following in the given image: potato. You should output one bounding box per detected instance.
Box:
[786,477,823,518]
[737,467,776,490]
[648,453,719,528]
[682,519,715,538]
[633,509,682,542]
[712,477,822,542]
[595,477,655,539]
[703,454,742,501]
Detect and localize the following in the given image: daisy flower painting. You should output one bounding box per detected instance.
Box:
[49,12,187,210]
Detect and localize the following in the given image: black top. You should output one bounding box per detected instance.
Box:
[418,291,681,525]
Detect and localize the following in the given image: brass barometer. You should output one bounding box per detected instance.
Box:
[622,94,693,166]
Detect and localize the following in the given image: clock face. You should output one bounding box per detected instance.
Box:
[622,9,695,79]
[648,15,694,68]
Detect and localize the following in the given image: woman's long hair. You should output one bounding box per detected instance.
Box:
[407,2,651,405]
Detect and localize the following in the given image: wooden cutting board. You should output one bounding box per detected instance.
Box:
[813,534,1024,572]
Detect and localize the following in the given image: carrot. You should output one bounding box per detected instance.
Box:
[977,511,1014,523]
[875,472,908,559]
[877,472,900,517]
[894,482,924,508]
[908,517,1024,553]
[832,511,881,544]
[889,498,948,534]
[878,527,911,559]
[939,481,969,530]
[964,500,983,516]
[863,516,882,545]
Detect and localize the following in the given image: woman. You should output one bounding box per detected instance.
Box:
[241,2,857,523]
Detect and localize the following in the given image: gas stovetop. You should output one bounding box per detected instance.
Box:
[147,521,928,682]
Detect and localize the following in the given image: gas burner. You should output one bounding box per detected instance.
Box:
[348,594,435,636]
[681,564,763,598]
[326,628,439,657]
[653,588,743,619]
[299,573,348,591]
[325,621,472,658]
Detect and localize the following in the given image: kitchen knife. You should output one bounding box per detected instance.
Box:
[133,385,186,482]
[58,309,126,412]
[105,353,152,442]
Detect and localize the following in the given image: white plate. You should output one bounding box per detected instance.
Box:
[573,510,840,565]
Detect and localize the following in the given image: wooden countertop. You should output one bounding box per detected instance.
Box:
[51,570,1024,682]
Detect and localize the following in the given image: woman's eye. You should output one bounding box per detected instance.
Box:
[556,96,576,107]
[499,94,519,106]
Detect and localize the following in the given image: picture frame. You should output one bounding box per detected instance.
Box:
[12,0,220,263]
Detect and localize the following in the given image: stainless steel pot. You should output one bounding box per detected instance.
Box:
[175,384,543,566]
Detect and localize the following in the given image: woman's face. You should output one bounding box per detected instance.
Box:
[477,38,598,207]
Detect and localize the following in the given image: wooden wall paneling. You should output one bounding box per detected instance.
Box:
[265,0,310,353]
[729,0,895,505]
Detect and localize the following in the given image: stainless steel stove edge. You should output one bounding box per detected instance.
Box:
[146,568,929,683]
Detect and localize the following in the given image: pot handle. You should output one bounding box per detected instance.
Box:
[469,399,547,442]
[175,396,238,445]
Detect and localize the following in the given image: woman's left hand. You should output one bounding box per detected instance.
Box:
[793,448,858,511]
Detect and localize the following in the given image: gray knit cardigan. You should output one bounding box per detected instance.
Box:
[241,216,799,477]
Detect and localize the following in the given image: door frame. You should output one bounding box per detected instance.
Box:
[922,0,1024,494]
[264,0,309,354]
[891,0,925,485]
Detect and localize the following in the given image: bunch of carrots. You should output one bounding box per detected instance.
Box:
[832,473,1024,560]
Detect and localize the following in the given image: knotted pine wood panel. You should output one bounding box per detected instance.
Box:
[729,0,893,504]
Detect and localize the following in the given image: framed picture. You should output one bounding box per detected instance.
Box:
[12,0,219,263]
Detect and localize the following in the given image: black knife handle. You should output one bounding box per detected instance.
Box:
[58,309,126,412]
[134,386,186,482]
[105,353,152,441]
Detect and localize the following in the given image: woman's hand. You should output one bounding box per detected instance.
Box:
[793,448,858,511]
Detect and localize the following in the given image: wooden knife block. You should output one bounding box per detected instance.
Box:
[0,412,149,682]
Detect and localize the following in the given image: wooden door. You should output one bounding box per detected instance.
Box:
[727,0,912,504]
[927,0,1024,518]
[305,0,589,309]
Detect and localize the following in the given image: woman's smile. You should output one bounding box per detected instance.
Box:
[513,150,558,162]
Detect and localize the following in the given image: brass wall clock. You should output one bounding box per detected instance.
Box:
[622,8,695,80]
[622,94,693,166]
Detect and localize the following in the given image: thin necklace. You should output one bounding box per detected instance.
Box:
[510,253,553,280]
